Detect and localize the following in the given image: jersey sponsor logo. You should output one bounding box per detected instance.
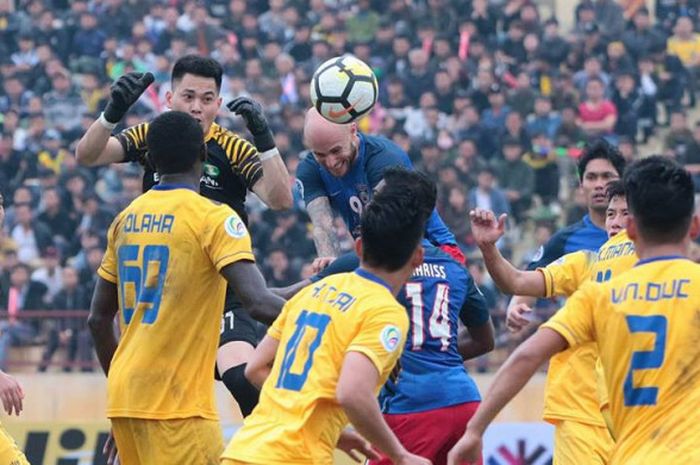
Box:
[380,325,402,352]
[203,163,220,177]
[224,214,247,238]
[201,174,222,189]
[532,245,544,263]
[294,178,304,200]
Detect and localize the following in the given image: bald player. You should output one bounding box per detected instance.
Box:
[295,108,464,272]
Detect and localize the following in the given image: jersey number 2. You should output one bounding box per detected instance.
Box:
[276,310,331,392]
[117,245,170,325]
[624,314,667,407]
[406,283,450,351]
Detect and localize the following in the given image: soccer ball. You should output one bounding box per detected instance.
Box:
[310,55,378,124]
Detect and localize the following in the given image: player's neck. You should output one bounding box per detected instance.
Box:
[588,208,606,229]
[158,173,201,192]
[634,239,689,262]
[359,264,412,297]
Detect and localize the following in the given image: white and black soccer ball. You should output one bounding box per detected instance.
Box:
[310,55,378,124]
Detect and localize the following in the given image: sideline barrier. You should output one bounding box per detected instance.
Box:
[3,373,552,464]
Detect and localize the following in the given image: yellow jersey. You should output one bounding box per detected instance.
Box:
[538,230,637,426]
[543,256,700,464]
[97,184,255,420]
[223,269,409,465]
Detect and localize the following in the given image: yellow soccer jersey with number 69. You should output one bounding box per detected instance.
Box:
[98,184,254,421]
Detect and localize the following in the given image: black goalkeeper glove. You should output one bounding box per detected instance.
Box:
[226,96,276,152]
[103,72,155,124]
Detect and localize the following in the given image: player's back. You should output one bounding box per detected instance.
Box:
[379,247,487,414]
[99,185,253,420]
[541,230,637,425]
[225,270,408,465]
[596,257,700,464]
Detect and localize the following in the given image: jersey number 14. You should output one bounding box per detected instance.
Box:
[405,283,451,351]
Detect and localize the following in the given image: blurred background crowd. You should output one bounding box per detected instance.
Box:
[2,0,700,371]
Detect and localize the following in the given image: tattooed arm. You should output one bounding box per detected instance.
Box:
[306,196,341,271]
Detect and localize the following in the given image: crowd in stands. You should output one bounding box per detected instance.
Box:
[2,0,700,371]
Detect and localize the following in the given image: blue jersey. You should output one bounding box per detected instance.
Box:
[379,247,489,414]
[527,214,607,270]
[296,133,456,246]
[309,248,490,414]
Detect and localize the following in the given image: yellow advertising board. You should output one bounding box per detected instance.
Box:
[1,373,548,464]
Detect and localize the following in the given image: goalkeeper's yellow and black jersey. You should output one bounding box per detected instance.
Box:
[115,121,262,225]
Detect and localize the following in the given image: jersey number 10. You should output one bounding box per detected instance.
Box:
[276,310,331,392]
[117,244,170,325]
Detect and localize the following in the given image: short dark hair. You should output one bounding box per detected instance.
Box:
[577,138,626,181]
[171,54,223,91]
[147,111,204,175]
[381,167,437,223]
[624,156,695,243]
[360,169,436,272]
[606,179,625,202]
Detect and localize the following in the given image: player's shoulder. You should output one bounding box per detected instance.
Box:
[208,122,254,150]
[296,150,321,178]
[550,218,588,242]
[362,133,408,159]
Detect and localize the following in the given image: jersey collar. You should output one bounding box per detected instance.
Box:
[355,267,393,293]
[635,255,687,267]
[152,183,198,192]
[204,122,219,142]
[583,214,605,233]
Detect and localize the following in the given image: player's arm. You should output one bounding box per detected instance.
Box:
[87,277,120,375]
[337,353,423,464]
[227,97,293,210]
[244,334,279,389]
[458,322,495,361]
[220,260,285,325]
[270,252,360,299]
[306,196,341,266]
[270,279,311,300]
[469,208,546,297]
[457,273,495,360]
[75,72,154,166]
[447,328,568,465]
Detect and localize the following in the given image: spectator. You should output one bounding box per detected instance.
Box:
[612,71,642,140]
[42,68,86,134]
[577,76,618,138]
[622,8,667,62]
[38,266,93,372]
[469,167,511,219]
[345,0,380,44]
[493,137,535,222]
[667,16,700,106]
[30,246,63,304]
[523,132,561,206]
[0,74,33,114]
[0,263,47,370]
[10,203,53,265]
[263,248,296,287]
[526,96,561,139]
[664,110,695,160]
[71,11,106,59]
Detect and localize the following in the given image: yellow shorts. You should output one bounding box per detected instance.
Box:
[553,420,614,465]
[0,424,29,465]
[112,417,223,465]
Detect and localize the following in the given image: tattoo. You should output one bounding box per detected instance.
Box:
[306,197,340,257]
